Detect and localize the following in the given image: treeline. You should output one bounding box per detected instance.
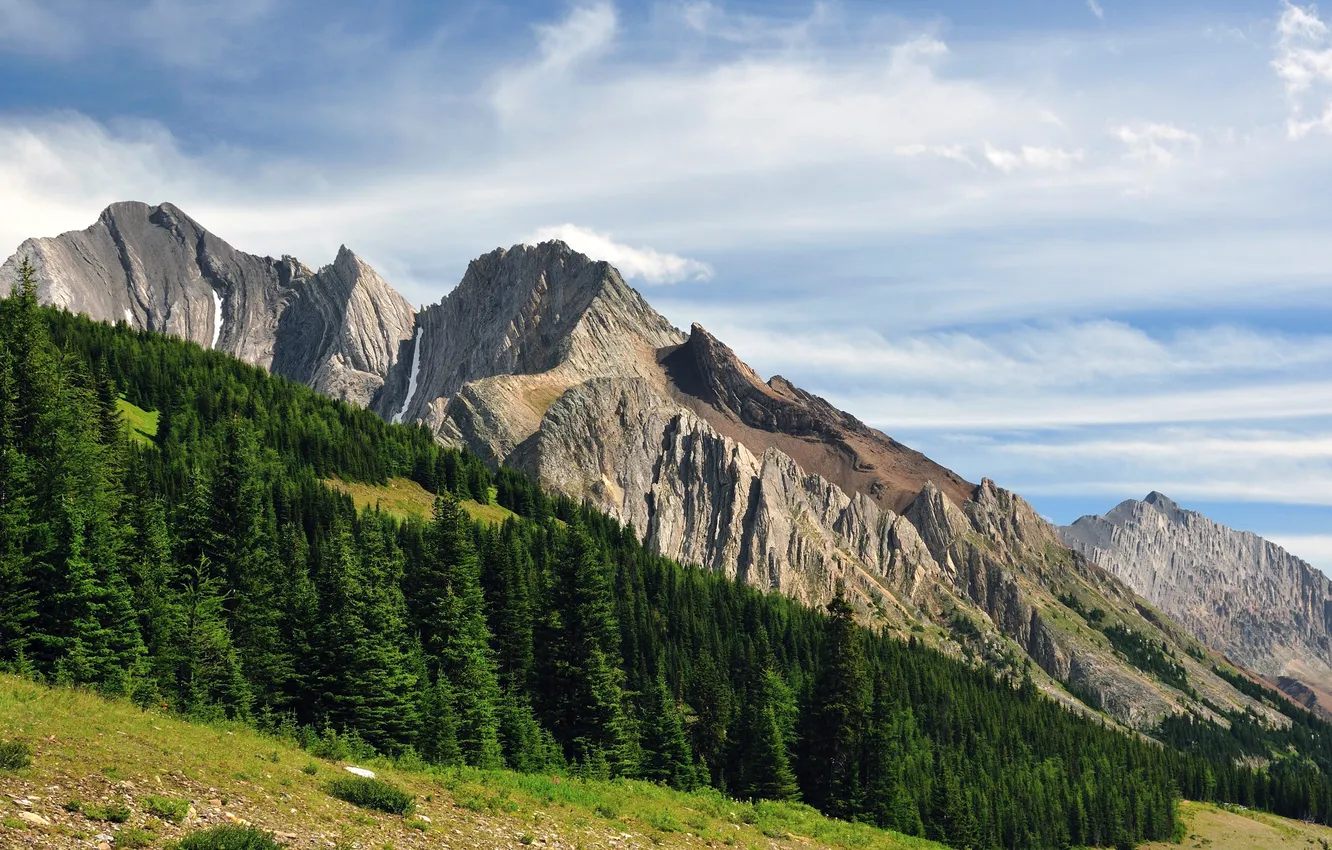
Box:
[0,263,1329,848]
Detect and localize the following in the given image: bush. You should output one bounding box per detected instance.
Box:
[326,775,416,816]
[116,826,156,848]
[0,739,32,770]
[144,794,190,822]
[176,825,282,850]
[86,801,131,822]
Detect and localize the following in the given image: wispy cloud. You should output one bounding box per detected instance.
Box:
[526,224,713,284]
[983,144,1084,172]
[1273,1,1332,136]
[1087,0,1105,21]
[1114,123,1201,163]
[535,1,617,70]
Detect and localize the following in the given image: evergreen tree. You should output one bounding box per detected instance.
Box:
[640,672,696,790]
[411,493,502,767]
[173,556,251,718]
[734,667,799,802]
[802,587,871,819]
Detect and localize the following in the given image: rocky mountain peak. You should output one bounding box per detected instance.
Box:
[1061,496,1332,714]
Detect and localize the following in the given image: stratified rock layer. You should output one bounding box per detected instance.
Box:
[1061,493,1332,709]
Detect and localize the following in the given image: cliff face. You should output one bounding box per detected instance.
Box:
[5,201,1280,730]
[1061,493,1332,711]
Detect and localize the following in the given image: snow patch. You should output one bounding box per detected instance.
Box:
[123,308,132,326]
[344,766,376,779]
[391,327,423,425]
[210,288,223,349]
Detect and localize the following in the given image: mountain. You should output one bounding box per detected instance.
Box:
[1061,492,1332,713]
[0,201,415,408]
[1,201,1283,732]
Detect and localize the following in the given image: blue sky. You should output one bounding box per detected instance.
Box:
[2,0,1331,569]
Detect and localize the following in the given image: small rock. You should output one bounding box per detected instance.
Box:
[17,811,50,827]
[343,766,375,779]
[12,797,32,808]
[98,844,111,850]
[186,805,198,821]
[416,814,432,823]
[208,798,222,807]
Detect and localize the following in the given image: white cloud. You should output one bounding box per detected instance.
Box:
[536,1,617,70]
[1274,1,1332,137]
[983,144,1083,172]
[1261,534,1332,570]
[1114,123,1201,163]
[1087,0,1105,21]
[526,223,713,284]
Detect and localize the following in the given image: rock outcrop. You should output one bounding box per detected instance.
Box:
[1061,493,1332,711]
[5,201,1280,730]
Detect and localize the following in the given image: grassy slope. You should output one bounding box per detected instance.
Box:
[324,477,518,525]
[1141,800,1332,850]
[0,675,940,850]
[116,398,159,446]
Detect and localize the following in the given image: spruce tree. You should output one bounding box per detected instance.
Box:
[410,493,502,767]
[640,672,696,790]
[802,586,870,819]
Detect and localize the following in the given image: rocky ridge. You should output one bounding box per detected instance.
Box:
[1061,493,1332,712]
[3,202,1280,730]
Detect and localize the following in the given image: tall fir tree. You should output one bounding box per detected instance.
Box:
[410,493,502,767]
[801,586,871,819]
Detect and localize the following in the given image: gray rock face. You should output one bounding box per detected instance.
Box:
[1,202,416,408]
[1061,493,1332,706]
[6,201,1279,730]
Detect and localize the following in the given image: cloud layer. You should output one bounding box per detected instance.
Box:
[1,0,1330,567]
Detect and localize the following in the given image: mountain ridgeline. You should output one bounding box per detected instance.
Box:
[14,258,1332,849]
[0,200,1293,736]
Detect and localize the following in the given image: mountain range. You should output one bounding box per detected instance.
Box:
[1,199,1312,731]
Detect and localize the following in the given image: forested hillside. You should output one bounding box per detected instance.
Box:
[3,259,1332,849]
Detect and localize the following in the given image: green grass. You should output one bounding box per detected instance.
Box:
[116,397,159,445]
[0,674,939,849]
[324,476,518,525]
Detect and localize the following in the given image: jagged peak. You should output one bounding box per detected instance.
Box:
[1143,491,1182,512]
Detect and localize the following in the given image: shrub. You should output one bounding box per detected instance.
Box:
[86,801,131,823]
[176,825,282,850]
[0,739,32,770]
[143,795,190,822]
[326,776,415,816]
[301,761,318,776]
[116,826,156,848]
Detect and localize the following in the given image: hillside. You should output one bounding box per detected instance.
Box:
[12,261,1332,846]
[0,674,939,850]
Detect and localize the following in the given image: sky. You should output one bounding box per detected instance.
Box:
[1,0,1330,570]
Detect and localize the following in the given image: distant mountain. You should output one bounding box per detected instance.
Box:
[3,201,1286,730]
[1060,493,1332,713]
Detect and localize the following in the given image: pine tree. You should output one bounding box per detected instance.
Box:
[174,555,251,719]
[313,521,420,753]
[734,667,799,802]
[410,493,502,767]
[802,586,870,819]
[640,672,696,790]
[537,524,637,777]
